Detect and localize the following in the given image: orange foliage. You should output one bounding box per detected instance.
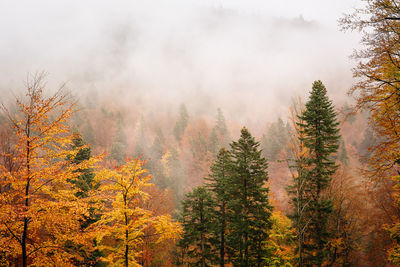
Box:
[0,74,98,266]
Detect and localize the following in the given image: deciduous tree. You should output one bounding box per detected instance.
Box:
[0,74,97,266]
[93,158,181,266]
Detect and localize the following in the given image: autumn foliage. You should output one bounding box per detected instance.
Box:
[0,75,97,266]
[0,75,181,266]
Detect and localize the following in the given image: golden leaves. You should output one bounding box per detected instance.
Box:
[92,159,181,265]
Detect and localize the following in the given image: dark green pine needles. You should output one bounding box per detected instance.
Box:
[177,127,273,267]
[295,80,340,266]
[178,187,216,266]
[228,127,273,267]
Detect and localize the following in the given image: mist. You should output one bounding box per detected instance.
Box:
[0,0,362,127]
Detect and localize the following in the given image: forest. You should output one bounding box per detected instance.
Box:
[1,0,400,266]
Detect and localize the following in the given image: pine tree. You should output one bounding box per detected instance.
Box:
[209,108,230,155]
[262,118,288,161]
[228,127,273,266]
[133,115,148,158]
[209,128,219,155]
[70,134,96,198]
[68,134,103,266]
[148,128,167,188]
[178,187,216,266]
[173,104,189,142]
[296,80,340,266]
[205,148,232,267]
[338,139,349,166]
[110,117,127,164]
[286,97,309,267]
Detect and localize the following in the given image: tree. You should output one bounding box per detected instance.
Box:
[205,148,232,267]
[296,80,340,266]
[341,1,400,261]
[161,147,186,204]
[209,108,230,155]
[0,74,96,266]
[110,115,127,164]
[177,186,216,267]
[133,115,148,159]
[261,118,288,161]
[228,127,273,266]
[338,139,349,166]
[69,134,96,198]
[93,158,181,266]
[264,211,296,267]
[69,133,103,266]
[148,128,168,189]
[173,104,189,142]
[286,97,310,267]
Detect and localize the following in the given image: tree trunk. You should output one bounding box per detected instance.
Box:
[22,122,31,267]
[124,194,129,267]
[220,202,225,267]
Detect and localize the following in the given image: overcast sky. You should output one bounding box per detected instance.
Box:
[0,0,363,121]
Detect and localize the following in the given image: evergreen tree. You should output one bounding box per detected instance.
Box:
[205,148,232,267]
[296,80,340,266]
[208,128,219,155]
[82,121,95,145]
[148,128,167,188]
[262,118,288,161]
[70,134,96,198]
[209,108,230,155]
[178,187,216,266]
[110,117,127,164]
[173,103,189,142]
[133,115,148,158]
[215,108,228,138]
[69,134,103,266]
[228,127,273,266]
[338,139,349,166]
[164,147,186,204]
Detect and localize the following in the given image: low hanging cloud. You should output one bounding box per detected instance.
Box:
[0,0,360,124]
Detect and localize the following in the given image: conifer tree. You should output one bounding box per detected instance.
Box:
[70,134,96,198]
[148,128,167,189]
[296,80,340,266]
[209,128,219,155]
[173,104,189,142]
[178,187,216,266]
[110,118,127,164]
[286,97,309,267]
[338,139,349,166]
[69,134,103,266]
[205,148,232,267]
[228,127,273,266]
[209,108,230,155]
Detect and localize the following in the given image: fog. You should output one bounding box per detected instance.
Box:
[0,0,362,124]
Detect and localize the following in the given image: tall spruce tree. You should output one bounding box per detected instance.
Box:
[209,109,230,156]
[173,103,189,142]
[178,186,216,267]
[205,148,232,267]
[296,80,340,266]
[69,134,103,266]
[228,127,273,266]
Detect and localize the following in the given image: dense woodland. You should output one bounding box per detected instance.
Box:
[2,0,400,266]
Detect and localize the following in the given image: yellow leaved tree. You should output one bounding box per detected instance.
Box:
[0,74,97,266]
[341,0,400,262]
[93,158,181,266]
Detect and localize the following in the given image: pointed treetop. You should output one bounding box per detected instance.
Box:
[311,80,327,94]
